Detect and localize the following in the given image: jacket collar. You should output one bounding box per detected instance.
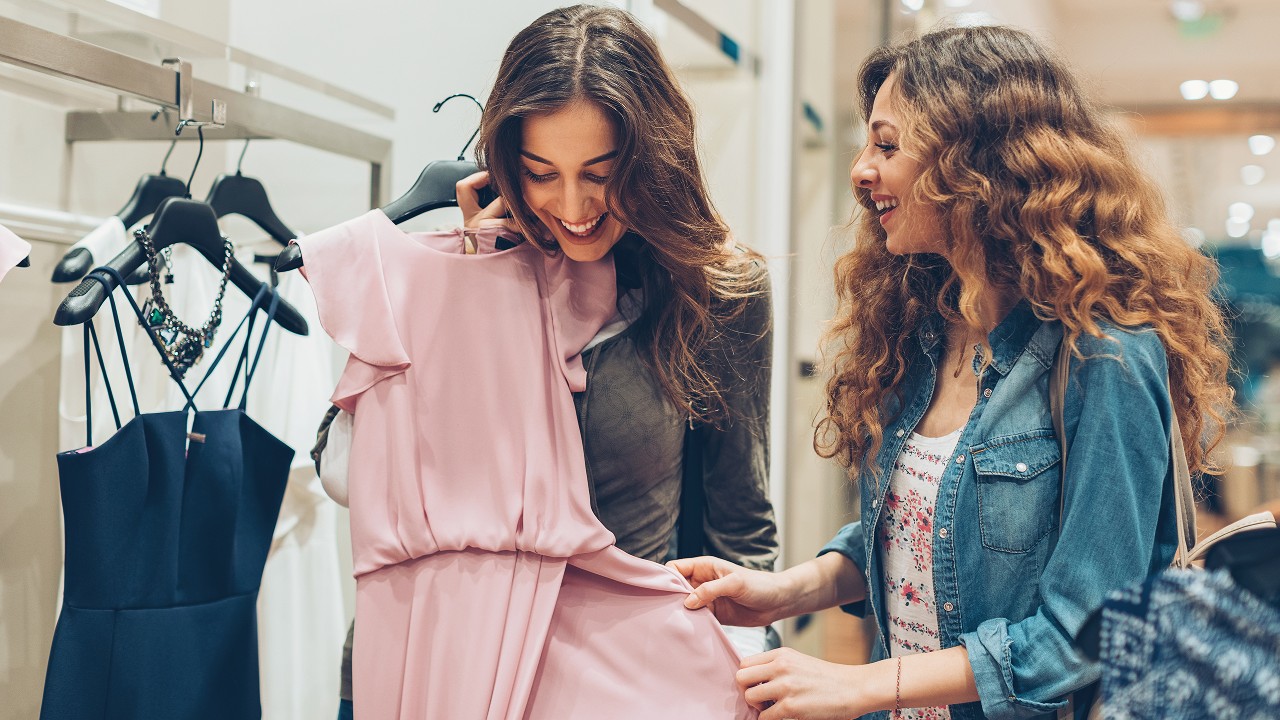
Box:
[914,299,1053,376]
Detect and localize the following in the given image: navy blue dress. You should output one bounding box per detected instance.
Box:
[41,268,292,719]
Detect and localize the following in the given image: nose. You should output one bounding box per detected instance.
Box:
[851,146,878,188]
[560,179,598,221]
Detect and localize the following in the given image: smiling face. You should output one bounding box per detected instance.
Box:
[851,74,946,257]
[518,100,629,262]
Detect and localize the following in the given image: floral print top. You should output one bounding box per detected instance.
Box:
[878,429,962,720]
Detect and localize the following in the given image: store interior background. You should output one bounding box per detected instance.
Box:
[1,0,1278,716]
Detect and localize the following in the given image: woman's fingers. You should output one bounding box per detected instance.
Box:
[684,571,746,609]
[456,171,489,221]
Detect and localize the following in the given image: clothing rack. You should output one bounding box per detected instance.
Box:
[0,14,392,208]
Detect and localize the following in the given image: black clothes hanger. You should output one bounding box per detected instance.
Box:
[18,256,30,268]
[53,115,188,283]
[54,196,308,335]
[56,125,307,335]
[205,140,296,245]
[275,94,497,272]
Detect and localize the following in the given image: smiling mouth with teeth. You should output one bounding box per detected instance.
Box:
[874,198,899,215]
[559,213,606,238]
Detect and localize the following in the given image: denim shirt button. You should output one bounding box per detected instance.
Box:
[1016,462,1028,473]
[955,454,965,465]
[871,498,878,509]
[983,387,992,398]
[939,527,948,539]
[895,428,905,438]
[943,602,954,612]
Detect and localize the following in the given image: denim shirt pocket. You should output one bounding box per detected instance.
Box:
[970,429,1061,554]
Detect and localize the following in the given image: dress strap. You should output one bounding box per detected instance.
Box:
[89,266,198,411]
[187,282,272,411]
[236,287,281,411]
[79,271,148,447]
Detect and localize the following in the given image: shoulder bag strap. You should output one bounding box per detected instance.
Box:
[1050,336,1195,570]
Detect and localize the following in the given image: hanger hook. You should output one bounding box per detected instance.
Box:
[151,109,179,176]
[432,93,485,161]
[177,121,204,199]
[236,139,251,175]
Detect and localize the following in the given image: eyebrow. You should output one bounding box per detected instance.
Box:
[520,149,619,166]
[870,120,897,133]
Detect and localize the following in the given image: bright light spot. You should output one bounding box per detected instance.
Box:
[951,12,997,26]
[901,0,925,11]
[1269,218,1280,233]
[1263,231,1280,259]
[1182,227,1206,247]
[944,0,973,6]
[1170,0,1206,22]
[1227,218,1251,238]
[1242,165,1266,185]
[1249,135,1277,155]
[1208,79,1239,100]
[1229,202,1256,222]
[1180,80,1208,100]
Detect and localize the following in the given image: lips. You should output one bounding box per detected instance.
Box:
[559,213,605,238]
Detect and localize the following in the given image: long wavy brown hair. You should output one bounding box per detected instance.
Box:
[476,4,764,424]
[815,25,1233,476]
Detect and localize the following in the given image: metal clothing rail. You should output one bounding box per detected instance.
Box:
[653,0,761,75]
[0,14,392,207]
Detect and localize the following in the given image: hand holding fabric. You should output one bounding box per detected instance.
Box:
[736,648,870,720]
[667,556,792,627]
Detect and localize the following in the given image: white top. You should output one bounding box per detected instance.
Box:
[879,428,962,720]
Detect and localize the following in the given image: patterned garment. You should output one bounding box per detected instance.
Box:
[878,430,961,720]
[1100,568,1280,720]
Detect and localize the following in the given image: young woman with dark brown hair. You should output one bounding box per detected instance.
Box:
[333,5,777,717]
[672,24,1232,720]
[459,3,776,578]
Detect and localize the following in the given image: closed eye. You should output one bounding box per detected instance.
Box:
[522,168,556,184]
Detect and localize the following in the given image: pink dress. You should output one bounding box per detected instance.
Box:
[299,210,755,720]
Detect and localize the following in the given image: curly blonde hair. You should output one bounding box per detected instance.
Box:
[815,25,1233,476]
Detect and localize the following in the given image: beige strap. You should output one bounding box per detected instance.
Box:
[1049,338,1196,569]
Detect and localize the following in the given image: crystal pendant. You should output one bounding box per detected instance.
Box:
[148,308,164,327]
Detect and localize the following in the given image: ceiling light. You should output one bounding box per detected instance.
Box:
[1180,80,1209,100]
[1249,135,1277,155]
[1208,79,1238,100]
[1230,202,1256,222]
[1169,0,1206,22]
[1227,218,1251,238]
[1242,165,1266,185]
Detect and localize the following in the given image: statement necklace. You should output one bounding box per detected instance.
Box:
[135,227,233,378]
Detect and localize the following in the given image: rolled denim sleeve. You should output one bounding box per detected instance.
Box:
[960,328,1176,720]
[818,521,869,617]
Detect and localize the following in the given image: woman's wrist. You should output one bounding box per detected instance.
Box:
[773,553,863,620]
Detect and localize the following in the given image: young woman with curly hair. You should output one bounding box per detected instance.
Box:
[672,24,1232,720]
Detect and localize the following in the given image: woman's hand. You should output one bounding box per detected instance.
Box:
[666,556,794,627]
[736,648,877,720]
[456,171,513,231]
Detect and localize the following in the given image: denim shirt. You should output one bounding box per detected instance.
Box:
[820,302,1180,720]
